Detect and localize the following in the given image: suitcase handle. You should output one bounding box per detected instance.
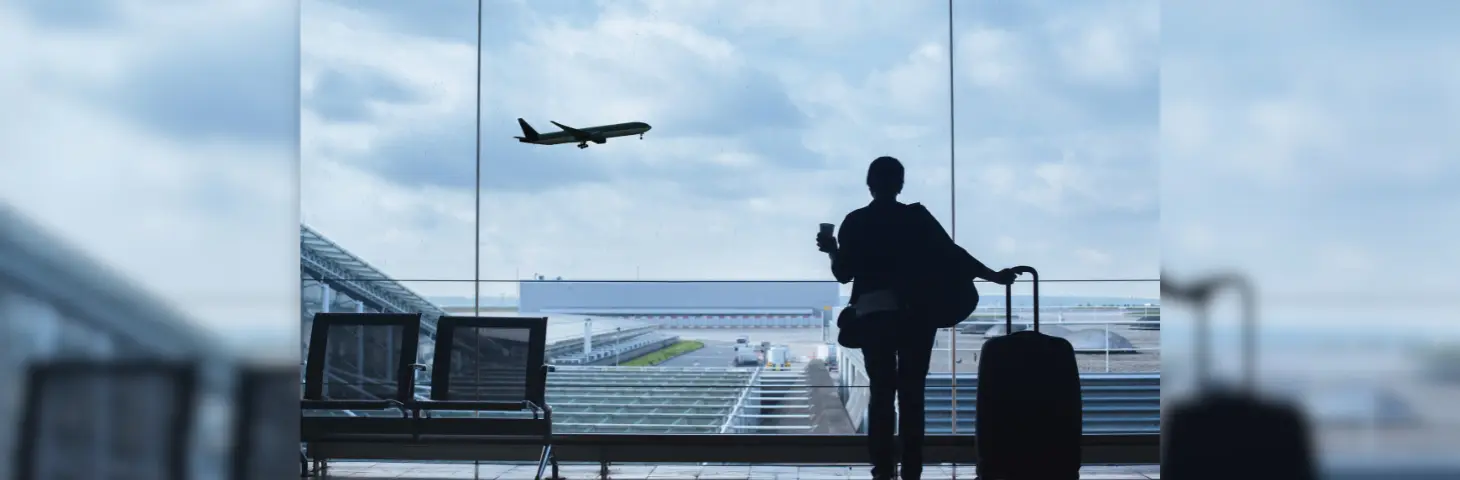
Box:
[1004,265,1038,333]
[1160,271,1258,388]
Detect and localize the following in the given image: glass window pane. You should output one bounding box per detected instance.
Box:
[299,0,477,281]
[475,0,953,281]
[951,0,1160,281]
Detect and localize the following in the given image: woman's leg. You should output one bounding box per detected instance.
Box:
[862,346,899,478]
[895,327,939,480]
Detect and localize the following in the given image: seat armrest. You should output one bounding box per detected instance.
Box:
[300,399,413,417]
[417,400,526,412]
[384,398,409,415]
[523,400,553,421]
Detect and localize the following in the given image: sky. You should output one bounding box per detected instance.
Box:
[294,0,1161,300]
[0,0,1455,344]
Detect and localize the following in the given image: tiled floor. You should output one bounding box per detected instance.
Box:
[318,462,1160,479]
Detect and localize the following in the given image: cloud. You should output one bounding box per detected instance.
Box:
[7,0,123,29]
[958,28,1026,88]
[305,65,421,123]
[0,0,300,349]
[304,1,818,194]
[26,0,303,146]
[1161,0,1460,328]
[303,0,1161,289]
[1075,248,1114,267]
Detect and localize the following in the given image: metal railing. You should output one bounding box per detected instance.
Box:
[933,318,1162,374]
[551,333,678,365]
[835,309,1161,435]
[720,367,763,433]
[544,325,661,358]
[924,373,1161,434]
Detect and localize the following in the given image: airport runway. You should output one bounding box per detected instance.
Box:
[655,329,828,367]
[656,340,743,367]
[652,326,1162,373]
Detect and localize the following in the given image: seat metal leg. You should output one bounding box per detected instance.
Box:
[536,444,558,480]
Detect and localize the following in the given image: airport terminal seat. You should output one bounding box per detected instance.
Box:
[231,362,302,480]
[299,314,561,479]
[12,359,198,480]
[299,312,423,476]
[412,316,559,480]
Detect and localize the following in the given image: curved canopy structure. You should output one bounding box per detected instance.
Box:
[982,324,1074,338]
[1063,329,1137,353]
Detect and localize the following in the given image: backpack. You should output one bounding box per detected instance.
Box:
[902,203,979,329]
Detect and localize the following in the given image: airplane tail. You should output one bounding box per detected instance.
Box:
[515,118,540,141]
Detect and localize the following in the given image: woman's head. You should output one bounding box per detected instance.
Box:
[866,156,904,199]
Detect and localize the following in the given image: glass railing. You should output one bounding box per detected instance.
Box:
[299,277,1161,436]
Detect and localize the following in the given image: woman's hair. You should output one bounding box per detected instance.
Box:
[866,156,905,196]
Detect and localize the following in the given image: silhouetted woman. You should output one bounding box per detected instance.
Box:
[817,156,1014,480]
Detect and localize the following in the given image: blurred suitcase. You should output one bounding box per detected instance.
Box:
[975,266,1082,480]
[1161,274,1317,480]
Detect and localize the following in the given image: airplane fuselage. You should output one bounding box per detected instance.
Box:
[515,119,652,148]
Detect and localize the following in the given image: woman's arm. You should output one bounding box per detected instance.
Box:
[829,215,858,284]
[965,254,1001,282]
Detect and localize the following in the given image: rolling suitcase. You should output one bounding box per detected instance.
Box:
[975,266,1082,480]
[1161,273,1317,480]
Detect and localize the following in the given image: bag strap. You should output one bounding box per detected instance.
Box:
[905,202,977,279]
[905,202,957,254]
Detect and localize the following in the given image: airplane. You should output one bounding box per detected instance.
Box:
[514,118,652,149]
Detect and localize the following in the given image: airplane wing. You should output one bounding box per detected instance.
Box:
[550,121,591,140]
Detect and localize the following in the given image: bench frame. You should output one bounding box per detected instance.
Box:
[301,314,560,479]
[300,312,424,476]
[13,360,198,480]
[298,313,1161,476]
[232,363,301,480]
[305,432,1160,478]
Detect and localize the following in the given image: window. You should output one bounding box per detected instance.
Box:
[299,0,1161,440]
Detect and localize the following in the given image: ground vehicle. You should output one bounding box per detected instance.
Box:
[733,345,760,366]
[766,346,789,368]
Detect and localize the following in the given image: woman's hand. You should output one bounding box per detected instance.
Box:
[816,232,838,253]
[990,268,1019,286]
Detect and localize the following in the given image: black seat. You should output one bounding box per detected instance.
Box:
[415,315,558,480]
[230,362,300,480]
[300,312,423,474]
[12,359,198,480]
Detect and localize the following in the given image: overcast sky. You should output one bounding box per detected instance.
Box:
[293,0,1160,304]
[0,0,1455,344]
